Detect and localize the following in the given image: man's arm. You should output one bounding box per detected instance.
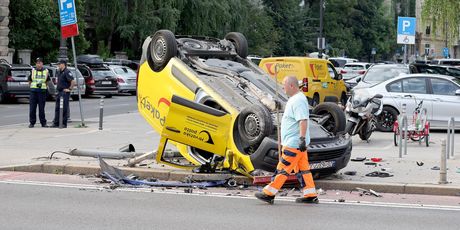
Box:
[299,119,307,138]
[64,80,76,92]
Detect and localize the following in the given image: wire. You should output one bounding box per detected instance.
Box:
[49,150,70,160]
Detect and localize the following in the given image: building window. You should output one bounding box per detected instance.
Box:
[426,26,431,35]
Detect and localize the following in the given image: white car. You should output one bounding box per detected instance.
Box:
[357,74,460,131]
[107,65,137,95]
[354,64,410,89]
[340,62,372,80]
[329,57,358,73]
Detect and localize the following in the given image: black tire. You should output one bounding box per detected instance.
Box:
[71,95,79,101]
[225,32,248,58]
[312,94,320,107]
[376,106,398,132]
[426,134,429,147]
[105,95,112,98]
[237,105,273,146]
[312,102,346,135]
[358,122,372,140]
[394,132,399,146]
[147,30,177,72]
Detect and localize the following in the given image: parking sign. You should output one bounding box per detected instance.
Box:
[58,0,79,38]
[397,17,416,44]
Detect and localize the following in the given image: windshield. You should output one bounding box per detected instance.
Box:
[363,66,408,83]
[114,67,136,76]
[344,65,365,70]
[92,69,115,79]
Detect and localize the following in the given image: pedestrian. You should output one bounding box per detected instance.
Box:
[28,57,50,128]
[51,60,75,128]
[255,76,318,204]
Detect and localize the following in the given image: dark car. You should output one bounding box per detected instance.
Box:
[76,55,118,98]
[137,30,352,177]
[45,65,86,101]
[0,59,33,103]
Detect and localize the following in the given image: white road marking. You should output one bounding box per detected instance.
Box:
[1,179,459,211]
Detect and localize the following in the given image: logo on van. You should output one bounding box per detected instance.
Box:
[265,63,294,75]
[139,94,170,126]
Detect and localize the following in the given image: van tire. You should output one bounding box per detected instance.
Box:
[312,102,346,135]
[225,32,248,58]
[147,30,177,72]
[237,104,273,146]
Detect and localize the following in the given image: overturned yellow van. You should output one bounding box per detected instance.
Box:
[259,57,348,106]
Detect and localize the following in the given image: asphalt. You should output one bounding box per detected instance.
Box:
[0,104,459,196]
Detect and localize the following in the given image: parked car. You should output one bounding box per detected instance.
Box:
[45,65,86,101]
[76,55,118,98]
[358,74,460,131]
[105,58,140,71]
[0,60,33,103]
[355,64,410,89]
[430,59,460,67]
[137,30,351,177]
[340,62,372,80]
[107,65,137,95]
[329,57,358,73]
[410,63,460,77]
[259,57,348,106]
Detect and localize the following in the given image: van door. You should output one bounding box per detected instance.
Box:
[156,95,232,166]
[326,63,340,102]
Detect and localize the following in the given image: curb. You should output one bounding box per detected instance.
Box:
[1,163,459,196]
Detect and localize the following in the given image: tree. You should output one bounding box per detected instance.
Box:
[421,0,460,45]
[9,0,89,62]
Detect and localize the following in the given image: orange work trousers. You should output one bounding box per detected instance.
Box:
[263,146,317,198]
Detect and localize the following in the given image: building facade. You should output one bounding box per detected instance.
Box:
[0,0,10,62]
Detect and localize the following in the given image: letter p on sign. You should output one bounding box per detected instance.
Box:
[403,21,410,31]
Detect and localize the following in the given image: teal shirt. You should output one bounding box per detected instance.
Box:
[281,92,310,148]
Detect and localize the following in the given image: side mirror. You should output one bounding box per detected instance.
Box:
[374,94,383,99]
[336,73,343,80]
[456,89,460,96]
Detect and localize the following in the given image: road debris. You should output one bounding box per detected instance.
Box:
[416,161,424,166]
[351,157,366,162]
[279,188,296,197]
[431,166,440,170]
[344,171,357,176]
[371,158,382,162]
[364,162,377,166]
[365,171,393,177]
[356,187,382,197]
[317,188,326,195]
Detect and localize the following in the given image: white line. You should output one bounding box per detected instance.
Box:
[1,179,460,211]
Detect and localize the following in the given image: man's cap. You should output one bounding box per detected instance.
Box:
[36,57,43,63]
[58,59,67,64]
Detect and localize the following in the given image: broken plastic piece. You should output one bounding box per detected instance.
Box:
[364,162,377,166]
[356,187,382,197]
[371,158,382,162]
[344,171,357,176]
[416,161,424,166]
[431,166,440,170]
[365,171,393,177]
[351,157,366,162]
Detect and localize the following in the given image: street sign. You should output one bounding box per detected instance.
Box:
[397,17,416,45]
[371,48,376,55]
[443,47,449,58]
[317,37,325,50]
[58,0,79,38]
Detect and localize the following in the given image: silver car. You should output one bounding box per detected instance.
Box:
[355,64,410,89]
[359,74,460,131]
[46,66,86,101]
[340,62,371,80]
[108,65,137,95]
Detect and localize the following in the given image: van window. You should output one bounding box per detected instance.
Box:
[327,64,338,79]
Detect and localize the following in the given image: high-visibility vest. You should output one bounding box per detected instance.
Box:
[30,69,48,90]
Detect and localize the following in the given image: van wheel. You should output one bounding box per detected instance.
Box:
[225,32,248,58]
[147,30,177,72]
[312,94,320,107]
[312,102,346,135]
[237,104,273,146]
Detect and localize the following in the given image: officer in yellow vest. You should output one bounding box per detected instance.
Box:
[28,57,50,128]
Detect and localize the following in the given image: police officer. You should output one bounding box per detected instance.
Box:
[51,60,75,128]
[28,57,50,128]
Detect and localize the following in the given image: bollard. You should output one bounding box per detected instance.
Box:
[59,97,64,129]
[99,97,104,130]
[403,115,408,155]
[449,117,455,158]
[447,118,452,159]
[398,116,403,158]
[439,139,448,184]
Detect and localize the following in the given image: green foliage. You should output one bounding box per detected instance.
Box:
[421,0,460,45]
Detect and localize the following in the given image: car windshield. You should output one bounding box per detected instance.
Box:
[344,65,365,70]
[114,67,136,76]
[441,60,460,66]
[92,69,115,79]
[12,70,31,78]
[363,66,408,83]
[330,59,347,67]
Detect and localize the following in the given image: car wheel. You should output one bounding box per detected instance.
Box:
[237,104,273,147]
[312,94,320,107]
[71,95,79,101]
[376,106,398,132]
[225,32,248,58]
[147,30,177,72]
[312,102,346,135]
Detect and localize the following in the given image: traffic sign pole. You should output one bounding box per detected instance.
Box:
[71,36,85,127]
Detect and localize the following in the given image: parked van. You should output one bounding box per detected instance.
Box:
[259,57,348,106]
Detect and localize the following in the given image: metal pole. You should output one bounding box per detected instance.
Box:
[71,37,85,127]
[403,44,407,64]
[439,139,447,184]
[403,115,408,155]
[398,117,403,158]
[318,0,324,59]
[451,118,455,158]
[99,97,104,130]
[447,118,451,159]
[59,97,63,129]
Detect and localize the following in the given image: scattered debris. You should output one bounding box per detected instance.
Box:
[431,166,440,170]
[317,188,326,195]
[338,198,345,202]
[344,171,357,176]
[184,188,193,193]
[416,161,424,166]
[365,171,393,177]
[356,187,382,197]
[380,168,392,172]
[364,162,377,166]
[351,157,366,162]
[371,158,382,162]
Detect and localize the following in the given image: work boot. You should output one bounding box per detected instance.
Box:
[255,192,275,204]
[28,124,34,128]
[295,196,319,204]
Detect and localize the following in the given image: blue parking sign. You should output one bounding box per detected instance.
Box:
[59,0,77,26]
[397,17,416,36]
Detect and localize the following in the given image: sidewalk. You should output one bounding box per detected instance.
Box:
[0,111,459,196]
